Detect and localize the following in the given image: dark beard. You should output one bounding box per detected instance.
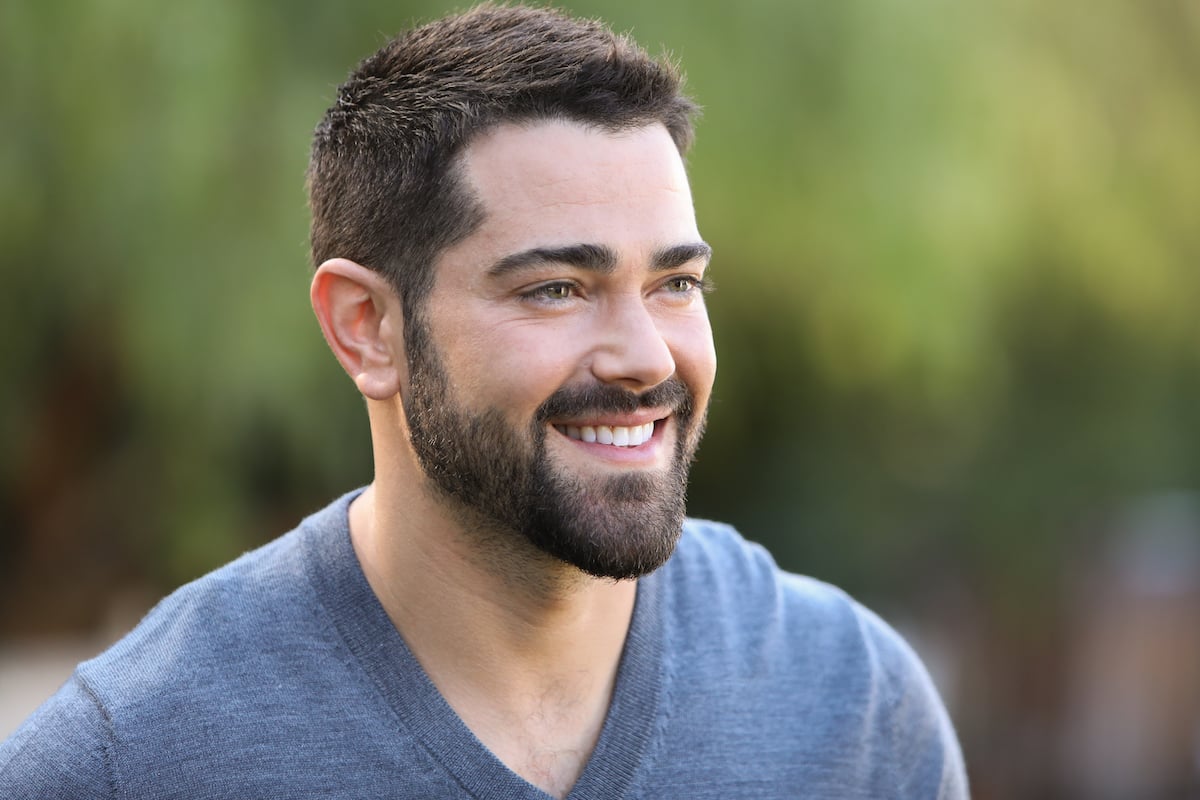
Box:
[402,322,705,580]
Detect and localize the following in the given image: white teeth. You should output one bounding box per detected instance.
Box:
[555,421,656,447]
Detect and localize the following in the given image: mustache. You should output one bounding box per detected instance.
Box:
[535,377,694,423]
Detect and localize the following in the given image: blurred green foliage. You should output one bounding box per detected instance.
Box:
[2,0,1198,632]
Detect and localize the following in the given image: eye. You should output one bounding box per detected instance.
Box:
[522,281,578,303]
[662,275,709,295]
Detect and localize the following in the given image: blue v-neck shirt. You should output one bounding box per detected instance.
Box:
[1,490,968,798]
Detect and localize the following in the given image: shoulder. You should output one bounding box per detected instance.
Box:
[656,518,969,798]
[669,517,922,653]
[667,517,875,644]
[0,493,362,798]
[0,675,113,799]
[79,490,366,714]
[79,491,357,703]
[81,526,312,704]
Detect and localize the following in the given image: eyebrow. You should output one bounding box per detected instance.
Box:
[486,241,712,277]
[487,243,617,277]
[651,242,713,272]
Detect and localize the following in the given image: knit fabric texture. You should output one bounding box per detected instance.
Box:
[1,490,968,798]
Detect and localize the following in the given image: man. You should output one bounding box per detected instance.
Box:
[1,5,967,797]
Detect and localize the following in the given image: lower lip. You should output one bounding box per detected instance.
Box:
[552,420,668,465]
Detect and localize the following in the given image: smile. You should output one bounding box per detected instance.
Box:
[553,421,655,447]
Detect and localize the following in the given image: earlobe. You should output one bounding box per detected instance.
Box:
[310,258,408,400]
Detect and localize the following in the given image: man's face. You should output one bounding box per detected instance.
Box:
[402,120,716,580]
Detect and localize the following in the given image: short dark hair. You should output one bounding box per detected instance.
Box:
[307,3,697,325]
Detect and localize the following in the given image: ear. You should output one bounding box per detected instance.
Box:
[310,258,408,401]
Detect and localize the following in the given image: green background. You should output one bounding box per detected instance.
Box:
[4,1,1199,797]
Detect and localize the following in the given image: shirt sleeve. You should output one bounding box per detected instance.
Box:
[852,601,970,800]
[0,673,116,800]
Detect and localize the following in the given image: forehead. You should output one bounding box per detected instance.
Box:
[454,120,699,254]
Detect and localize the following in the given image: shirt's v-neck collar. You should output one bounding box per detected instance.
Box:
[301,491,666,800]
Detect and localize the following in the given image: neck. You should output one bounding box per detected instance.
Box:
[349,474,636,798]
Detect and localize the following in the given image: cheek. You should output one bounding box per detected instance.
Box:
[667,315,717,396]
[442,321,587,415]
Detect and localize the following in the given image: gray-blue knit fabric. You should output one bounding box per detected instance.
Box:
[1,490,968,798]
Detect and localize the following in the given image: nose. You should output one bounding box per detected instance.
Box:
[589,295,676,390]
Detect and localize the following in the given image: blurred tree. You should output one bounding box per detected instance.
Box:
[4,0,1200,795]
[1,0,1197,676]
